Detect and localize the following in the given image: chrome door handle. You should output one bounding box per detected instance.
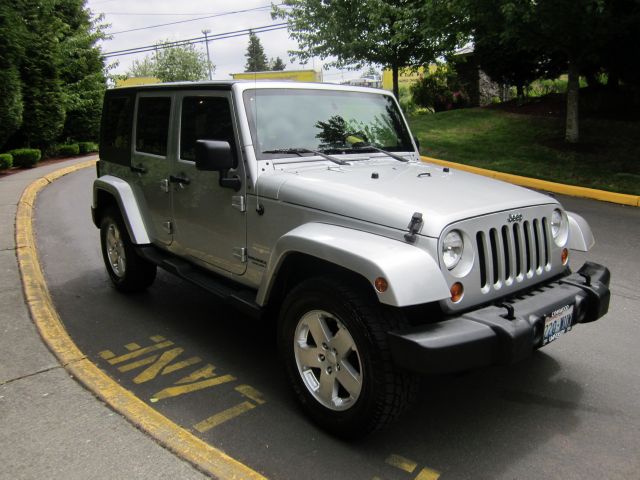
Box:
[169,174,191,185]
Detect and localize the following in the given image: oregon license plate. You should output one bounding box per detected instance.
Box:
[542,304,574,345]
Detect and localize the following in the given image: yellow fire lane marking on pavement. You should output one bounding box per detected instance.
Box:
[150,335,166,342]
[99,350,115,360]
[414,467,441,480]
[118,355,159,373]
[386,454,418,474]
[194,401,257,433]
[235,385,266,405]
[16,159,268,480]
[133,347,184,384]
[151,374,236,402]
[108,340,174,365]
[175,363,218,384]
[384,453,441,480]
[125,342,141,351]
[162,356,201,374]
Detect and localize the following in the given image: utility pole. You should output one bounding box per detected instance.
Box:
[202,29,212,80]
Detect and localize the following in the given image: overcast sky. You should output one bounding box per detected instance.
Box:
[87,0,363,82]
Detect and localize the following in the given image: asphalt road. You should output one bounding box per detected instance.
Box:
[35,167,640,480]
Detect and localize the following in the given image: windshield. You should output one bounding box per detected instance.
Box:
[243,88,414,160]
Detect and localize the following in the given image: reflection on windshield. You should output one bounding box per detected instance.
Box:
[243,89,413,159]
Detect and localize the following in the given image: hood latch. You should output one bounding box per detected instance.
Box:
[404,212,423,243]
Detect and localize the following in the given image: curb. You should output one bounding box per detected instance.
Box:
[15,160,267,480]
[421,156,640,207]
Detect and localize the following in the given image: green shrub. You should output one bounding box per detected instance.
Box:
[78,141,99,154]
[411,64,470,112]
[9,148,41,168]
[57,143,80,156]
[0,153,13,170]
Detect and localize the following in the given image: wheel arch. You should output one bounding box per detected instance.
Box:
[93,175,150,245]
[257,223,450,309]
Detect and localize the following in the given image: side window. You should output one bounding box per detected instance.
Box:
[180,96,235,161]
[136,97,171,156]
[100,94,133,165]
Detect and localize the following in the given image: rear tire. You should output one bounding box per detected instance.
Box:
[100,208,156,293]
[278,275,418,439]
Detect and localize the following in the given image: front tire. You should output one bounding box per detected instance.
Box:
[278,275,418,438]
[100,208,156,293]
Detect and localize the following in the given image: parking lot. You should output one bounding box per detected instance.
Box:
[34,166,640,479]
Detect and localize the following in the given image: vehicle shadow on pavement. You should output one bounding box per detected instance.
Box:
[47,264,589,480]
[362,351,586,478]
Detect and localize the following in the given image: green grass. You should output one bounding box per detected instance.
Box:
[408,108,640,195]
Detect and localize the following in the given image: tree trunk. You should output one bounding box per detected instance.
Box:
[565,60,580,143]
[392,64,399,100]
[516,84,525,105]
[607,70,620,91]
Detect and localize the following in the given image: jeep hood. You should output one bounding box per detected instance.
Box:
[260,159,557,237]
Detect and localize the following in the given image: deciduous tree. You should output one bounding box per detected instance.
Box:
[127,41,212,82]
[273,0,463,98]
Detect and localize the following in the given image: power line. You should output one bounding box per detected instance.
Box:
[101,24,288,58]
[108,5,279,35]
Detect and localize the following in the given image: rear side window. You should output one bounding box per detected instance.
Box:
[136,97,171,156]
[180,96,235,162]
[100,93,134,165]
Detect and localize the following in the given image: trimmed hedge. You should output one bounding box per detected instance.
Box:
[9,148,41,168]
[78,141,99,154]
[57,143,80,156]
[0,153,13,170]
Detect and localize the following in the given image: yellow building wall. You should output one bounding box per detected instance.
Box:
[231,69,321,82]
[382,66,438,90]
[115,77,161,87]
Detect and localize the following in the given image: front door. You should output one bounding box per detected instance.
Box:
[170,91,247,276]
[131,93,175,246]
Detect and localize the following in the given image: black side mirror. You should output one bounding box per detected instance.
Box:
[413,136,420,152]
[195,140,235,171]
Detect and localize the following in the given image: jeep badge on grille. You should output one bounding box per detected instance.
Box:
[507,213,523,223]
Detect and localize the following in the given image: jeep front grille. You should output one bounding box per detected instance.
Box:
[476,217,550,292]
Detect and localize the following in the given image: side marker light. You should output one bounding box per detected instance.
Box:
[450,282,464,303]
[374,277,388,293]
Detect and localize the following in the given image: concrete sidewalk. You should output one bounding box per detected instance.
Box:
[0,158,207,479]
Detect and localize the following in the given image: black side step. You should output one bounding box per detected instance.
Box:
[136,245,262,319]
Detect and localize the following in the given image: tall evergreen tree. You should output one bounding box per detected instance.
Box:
[1,0,106,150]
[56,0,107,142]
[244,31,268,72]
[0,2,25,148]
[270,56,286,71]
[18,0,66,149]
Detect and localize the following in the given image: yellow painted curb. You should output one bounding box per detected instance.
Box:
[15,159,267,480]
[421,156,640,207]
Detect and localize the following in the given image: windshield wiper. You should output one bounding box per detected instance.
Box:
[348,143,409,162]
[262,148,348,165]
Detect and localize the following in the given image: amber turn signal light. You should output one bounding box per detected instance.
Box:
[374,277,388,293]
[450,282,464,303]
[561,248,569,265]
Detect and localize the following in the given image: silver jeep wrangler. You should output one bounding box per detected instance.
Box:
[92,81,610,438]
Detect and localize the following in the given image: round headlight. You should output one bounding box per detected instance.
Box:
[442,230,464,270]
[551,208,568,246]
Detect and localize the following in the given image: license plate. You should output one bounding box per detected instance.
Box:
[542,304,574,345]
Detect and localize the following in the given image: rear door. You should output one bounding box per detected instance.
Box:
[170,90,247,275]
[131,92,175,246]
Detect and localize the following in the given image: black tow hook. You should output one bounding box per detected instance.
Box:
[497,302,516,320]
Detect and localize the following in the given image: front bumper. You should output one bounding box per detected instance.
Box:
[388,262,610,375]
